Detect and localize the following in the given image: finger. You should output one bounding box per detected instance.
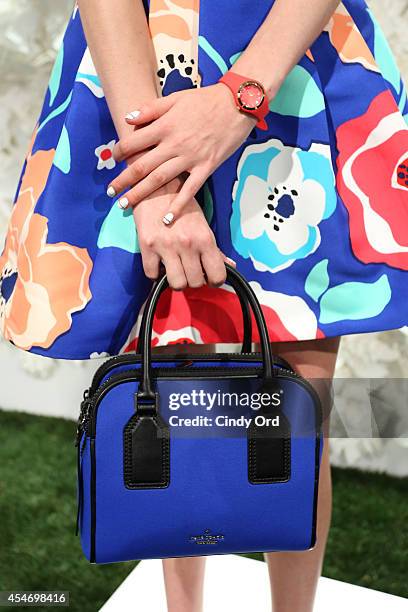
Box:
[112,126,161,163]
[179,249,206,288]
[220,252,237,268]
[200,246,228,288]
[116,158,187,209]
[140,249,161,280]
[107,147,174,198]
[124,95,176,125]
[161,168,208,225]
[160,252,187,291]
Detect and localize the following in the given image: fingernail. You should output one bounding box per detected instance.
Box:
[225,257,236,265]
[162,212,174,225]
[107,185,116,197]
[125,110,141,120]
[118,197,129,209]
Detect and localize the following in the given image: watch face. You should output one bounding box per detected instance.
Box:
[237,80,265,110]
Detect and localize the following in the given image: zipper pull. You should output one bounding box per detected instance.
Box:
[75,389,91,447]
[175,359,194,368]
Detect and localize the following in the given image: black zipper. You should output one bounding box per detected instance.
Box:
[83,364,322,439]
[89,351,292,393]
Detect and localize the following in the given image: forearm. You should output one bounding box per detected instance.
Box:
[232,0,341,99]
[77,0,159,139]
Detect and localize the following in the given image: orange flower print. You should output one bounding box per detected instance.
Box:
[148,0,200,92]
[0,130,93,351]
[324,4,378,72]
[305,49,314,62]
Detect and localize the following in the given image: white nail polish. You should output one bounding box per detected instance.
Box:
[118,197,129,209]
[125,110,141,120]
[162,212,174,225]
[107,185,116,197]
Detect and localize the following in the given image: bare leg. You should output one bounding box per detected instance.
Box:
[162,556,207,612]
[153,343,216,612]
[263,336,341,612]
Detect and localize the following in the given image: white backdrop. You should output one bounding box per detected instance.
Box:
[1,0,408,476]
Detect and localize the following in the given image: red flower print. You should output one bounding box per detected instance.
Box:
[336,89,408,270]
[121,281,324,352]
[95,140,116,170]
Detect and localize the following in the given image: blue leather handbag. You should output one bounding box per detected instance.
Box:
[75,264,323,564]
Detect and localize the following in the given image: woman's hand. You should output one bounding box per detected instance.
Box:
[109,83,257,223]
[132,175,235,289]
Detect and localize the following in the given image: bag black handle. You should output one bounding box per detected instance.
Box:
[135,263,277,410]
[135,272,253,355]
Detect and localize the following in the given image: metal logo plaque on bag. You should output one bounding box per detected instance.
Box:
[75,264,323,564]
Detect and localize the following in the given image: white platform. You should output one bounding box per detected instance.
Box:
[100,554,407,611]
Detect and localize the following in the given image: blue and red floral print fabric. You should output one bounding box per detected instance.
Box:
[0,0,407,359]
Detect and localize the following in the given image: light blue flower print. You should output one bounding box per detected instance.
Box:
[305,259,392,324]
[366,8,404,100]
[230,139,337,273]
[48,42,64,106]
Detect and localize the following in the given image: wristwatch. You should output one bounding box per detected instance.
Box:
[218,71,269,131]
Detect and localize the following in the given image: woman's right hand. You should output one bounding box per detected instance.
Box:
[131,175,235,290]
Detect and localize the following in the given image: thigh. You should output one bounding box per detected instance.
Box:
[254,336,341,377]
[270,336,341,378]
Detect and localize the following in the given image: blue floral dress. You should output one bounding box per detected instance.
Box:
[0,0,407,359]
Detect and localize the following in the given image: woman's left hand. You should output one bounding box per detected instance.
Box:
[109,83,258,223]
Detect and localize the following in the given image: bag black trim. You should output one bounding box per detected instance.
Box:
[247,415,291,484]
[123,411,170,489]
[75,434,87,536]
[309,431,322,549]
[90,437,97,563]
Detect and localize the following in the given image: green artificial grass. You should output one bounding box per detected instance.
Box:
[324,466,408,597]
[0,409,137,612]
[0,409,407,612]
